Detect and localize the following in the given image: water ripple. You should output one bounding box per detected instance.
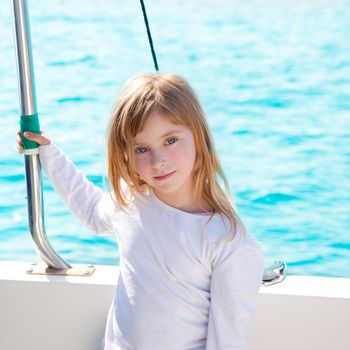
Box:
[57,96,97,103]
[253,192,300,204]
[48,55,96,66]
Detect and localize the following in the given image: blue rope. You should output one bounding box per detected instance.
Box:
[139,0,159,72]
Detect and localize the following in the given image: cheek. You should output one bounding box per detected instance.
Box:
[134,156,149,176]
[171,142,196,171]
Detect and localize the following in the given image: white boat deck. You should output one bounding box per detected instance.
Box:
[1,260,349,350]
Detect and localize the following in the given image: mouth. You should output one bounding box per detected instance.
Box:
[153,170,176,181]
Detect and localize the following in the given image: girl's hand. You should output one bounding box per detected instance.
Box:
[17,130,51,154]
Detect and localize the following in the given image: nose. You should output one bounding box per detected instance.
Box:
[151,149,166,169]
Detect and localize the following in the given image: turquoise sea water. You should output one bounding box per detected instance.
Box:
[0,0,349,277]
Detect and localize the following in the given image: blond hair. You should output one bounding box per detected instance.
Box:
[107,72,247,241]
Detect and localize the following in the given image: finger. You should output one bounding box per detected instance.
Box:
[22,131,51,146]
[23,131,40,140]
[17,145,23,154]
[16,135,23,148]
[23,131,46,144]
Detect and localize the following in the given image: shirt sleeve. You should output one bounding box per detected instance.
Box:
[206,236,264,350]
[39,142,117,236]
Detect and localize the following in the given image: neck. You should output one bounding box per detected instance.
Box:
[153,183,213,214]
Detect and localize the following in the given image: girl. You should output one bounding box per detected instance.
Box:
[18,73,264,350]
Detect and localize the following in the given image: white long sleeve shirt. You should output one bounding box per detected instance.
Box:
[39,143,264,350]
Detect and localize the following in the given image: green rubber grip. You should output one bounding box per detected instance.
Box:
[20,113,40,150]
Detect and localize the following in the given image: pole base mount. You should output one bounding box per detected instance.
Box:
[26,262,95,277]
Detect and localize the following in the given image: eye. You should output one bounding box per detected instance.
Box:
[165,137,178,145]
[135,146,148,154]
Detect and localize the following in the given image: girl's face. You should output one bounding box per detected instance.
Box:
[132,111,197,200]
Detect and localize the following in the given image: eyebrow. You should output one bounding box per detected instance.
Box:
[133,129,183,145]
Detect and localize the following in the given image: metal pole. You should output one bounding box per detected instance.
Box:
[12,0,71,270]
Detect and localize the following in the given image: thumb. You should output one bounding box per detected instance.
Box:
[23,131,51,145]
